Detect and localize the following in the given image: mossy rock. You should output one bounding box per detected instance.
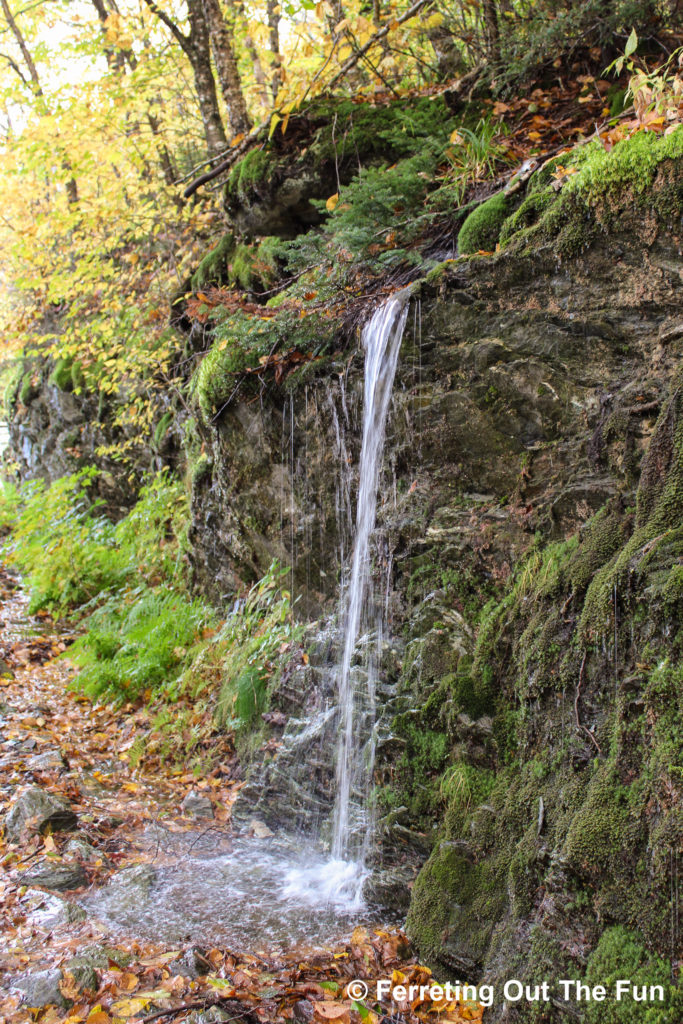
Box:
[19,371,40,406]
[562,765,631,878]
[49,355,87,394]
[406,841,506,974]
[457,193,510,255]
[223,96,455,238]
[499,189,556,247]
[226,148,274,202]
[191,234,236,292]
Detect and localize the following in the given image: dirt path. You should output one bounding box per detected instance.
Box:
[0,572,480,1024]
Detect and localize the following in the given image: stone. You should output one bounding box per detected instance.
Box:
[247,818,274,839]
[4,786,77,842]
[363,865,417,911]
[167,947,211,980]
[23,888,86,927]
[97,863,157,914]
[27,749,67,772]
[187,1009,232,1024]
[13,969,69,1009]
[293,1000,315,1022]
[60,946,132,995]
[64,836,99,861]
[180,789,214,820]
[19,858,87,891]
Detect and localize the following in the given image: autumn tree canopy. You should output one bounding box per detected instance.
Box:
[0,0,679,440]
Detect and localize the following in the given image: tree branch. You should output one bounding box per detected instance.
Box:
[325,0,430,91]
[0,48,28,83]
[183,0,431,199]
[141,0,189,53]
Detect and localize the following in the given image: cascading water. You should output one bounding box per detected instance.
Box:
[281,290,410,910]
[87,291,411,949]
[331,292,410,864]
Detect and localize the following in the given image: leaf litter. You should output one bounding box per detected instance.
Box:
[0,574,484,1024]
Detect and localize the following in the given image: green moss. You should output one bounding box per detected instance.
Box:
[563,765,631,876]
[47,354,88,394]
[406,841,506,972]
[499,189,555,246]
[3,358,25,414]
[50,356,75,391]
[191,234,236,292]
[190,305,336,422]
[566,126,683,208]
[583,927,674,1024]
[457,192,510,254]
[19,371,39,406]
[71,361,85,392]
[226,148,274,202]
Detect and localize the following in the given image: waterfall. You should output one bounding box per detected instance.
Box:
[331,291,410,863]
[227,290,410,922]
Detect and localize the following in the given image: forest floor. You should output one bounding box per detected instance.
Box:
[0,570,482,1024]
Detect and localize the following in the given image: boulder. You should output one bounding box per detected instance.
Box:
[4,786,76,842]
[19,858,87,892]
[13,969,69,1009]
[27,749,67,772]
[23,888,86,927]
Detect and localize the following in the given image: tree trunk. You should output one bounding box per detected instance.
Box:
[202,0,250,135]
[142,0,228,158]
[266,0,282,101]
[0,0,41,90]
[1,0,79,205]
[233,0,270,108]
[482,0,500,65]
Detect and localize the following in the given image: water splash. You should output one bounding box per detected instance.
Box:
[332,291,410,863]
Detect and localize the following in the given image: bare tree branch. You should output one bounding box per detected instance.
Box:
[140,0,189,52]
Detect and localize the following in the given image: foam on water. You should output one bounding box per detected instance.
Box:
[86,837,374,952]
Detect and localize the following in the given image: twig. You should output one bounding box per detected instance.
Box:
[140,997,257,1023]
[574,650,602,756]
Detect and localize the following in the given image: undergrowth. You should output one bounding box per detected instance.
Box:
[0,473,298,760]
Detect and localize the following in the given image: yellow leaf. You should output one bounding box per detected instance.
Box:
[326,192,339,212]
[111,997,152,1017]
[269,113,282,138]
[424,12,444,28]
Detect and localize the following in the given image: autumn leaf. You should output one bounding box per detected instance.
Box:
[326,193,339,212]
[314,1002,351,1021]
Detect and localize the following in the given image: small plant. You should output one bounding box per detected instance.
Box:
[444,118,511,197]
[206,563,301,734]
[2,469,190,618]
[607,31,683,136]
[71,586,214,702]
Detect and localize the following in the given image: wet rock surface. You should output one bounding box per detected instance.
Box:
[18,858,87,891]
